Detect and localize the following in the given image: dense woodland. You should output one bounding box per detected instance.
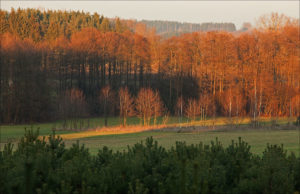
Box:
[0,9,299,124]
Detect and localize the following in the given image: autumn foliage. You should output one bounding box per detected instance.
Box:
[0,9,299,124]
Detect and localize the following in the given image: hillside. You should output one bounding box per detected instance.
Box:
[140,20,236,37]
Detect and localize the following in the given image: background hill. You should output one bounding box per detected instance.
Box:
[140,20,236,38]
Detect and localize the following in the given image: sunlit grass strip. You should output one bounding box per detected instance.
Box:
[59,125,168,139]
[43,116,294,141]
[57,117,283,140]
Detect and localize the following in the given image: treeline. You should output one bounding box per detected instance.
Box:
[1,130,300,193]
[0,8,236,41]
[141,20,236,38]
[0,8,134,41]
[0,9,299,124]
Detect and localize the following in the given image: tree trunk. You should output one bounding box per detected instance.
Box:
[104,98,108,127]
[254,79,257,127]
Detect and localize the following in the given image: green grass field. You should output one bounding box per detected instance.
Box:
[63,129,300,156]
[0,116,186,142]
[1,117,299,156]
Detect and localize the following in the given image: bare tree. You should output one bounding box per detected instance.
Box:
[185,99,200,122]
[100,85,113,127]
[257,12,293,31]
[119,87,135,126]
[59,88,88,130]
[199,92,213,122]
[135,88,164,126]
[175,96,184,123]
[153,90,164,125]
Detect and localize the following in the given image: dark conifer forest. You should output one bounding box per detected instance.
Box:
[1,130,300,194]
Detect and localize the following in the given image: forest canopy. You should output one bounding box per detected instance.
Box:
[0,9,299,124]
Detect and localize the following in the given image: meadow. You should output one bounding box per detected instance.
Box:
[1,117,299,156]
